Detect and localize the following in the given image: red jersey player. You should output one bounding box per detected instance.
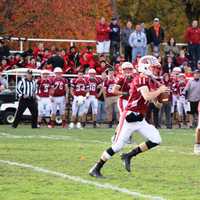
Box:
[89,55,168,177]
[103,69,117,128]
[84,69,102,128]
[113,62,136,115]
[49,67,69,128]
[37,70,52,126]
[69,71,88,129]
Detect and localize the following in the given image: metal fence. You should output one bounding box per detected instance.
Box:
[0,36,187,53]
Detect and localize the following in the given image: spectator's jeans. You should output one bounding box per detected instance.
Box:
[97,100,106,123]
[123,45,132,62]
[110,41,120,59]
[159,102,172,128]
[188,44,200,70]
[132,47,146,61]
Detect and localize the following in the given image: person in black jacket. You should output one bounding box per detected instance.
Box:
[109,17,120,62]
[149,18,164,54]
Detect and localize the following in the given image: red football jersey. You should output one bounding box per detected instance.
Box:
[51,77,68,97]
[103,79,116,97]
[116,75,134,100]
[126,75,157,115]
[177,81,186,96]
[37,78,52,97]
[71,77,87,96]
[85,77,101,96]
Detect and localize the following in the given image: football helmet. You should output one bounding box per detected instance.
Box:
[53,67,63,73]
[121,62,133,69]
[138,55,161,77]
[88,68,96,74]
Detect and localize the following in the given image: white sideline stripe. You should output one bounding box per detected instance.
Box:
[0,132,195,156]
[0,132,109,144]
[0,160,165,200]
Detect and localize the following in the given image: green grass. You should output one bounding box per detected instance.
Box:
[0,125,200,200]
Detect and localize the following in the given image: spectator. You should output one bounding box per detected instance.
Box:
[46,51,64,70]
[109,17,120,61]
[96,17,110,55]
[176,49,189,67]
[27,57,36,69]
[163,56,175,73]
[159,73,172,129]
[0,40,10,59]
[121,20,133,62]
[0,73,7,90]
[141,22,151,45]
[33,43,44,58]
[185,20,200,70]
[68,46,80,67]
[0,58,10,72]
[96,60,107,75]
[184,70,200,128]
[129,23,147,61]
[164,37,179,57]
[149,18,164,54]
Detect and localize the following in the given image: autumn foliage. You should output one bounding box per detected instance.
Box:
[0,0,112,39]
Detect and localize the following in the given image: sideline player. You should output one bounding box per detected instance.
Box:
[49,67,69,128]
[69,71,88,129]
[113,62,135,115]
[84,69,102,128]
[89,55,168,177]
[194,102,200,154]
[37,70,52,127]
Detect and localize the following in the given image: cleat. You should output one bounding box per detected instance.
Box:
[89,164,103,178]
[121,153,131,172]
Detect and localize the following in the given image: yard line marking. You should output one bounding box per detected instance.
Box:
[0,159,165,200]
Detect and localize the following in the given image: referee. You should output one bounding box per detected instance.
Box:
[12,70,38,128]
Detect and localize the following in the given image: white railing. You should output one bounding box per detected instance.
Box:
[0,36,187,53]
[0,36,96,52]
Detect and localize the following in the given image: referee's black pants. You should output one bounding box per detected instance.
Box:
[12,97,38,128]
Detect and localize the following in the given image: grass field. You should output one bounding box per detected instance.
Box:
[0,125,200,200]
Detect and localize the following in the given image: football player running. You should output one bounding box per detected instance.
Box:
[37,70,52,127]
[49,67,69,128]
[69,71,88,129]
[89,55,169,177]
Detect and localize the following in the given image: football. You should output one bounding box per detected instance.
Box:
[157,92,170,103]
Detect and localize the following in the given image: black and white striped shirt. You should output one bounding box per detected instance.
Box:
[17,78,37,97]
